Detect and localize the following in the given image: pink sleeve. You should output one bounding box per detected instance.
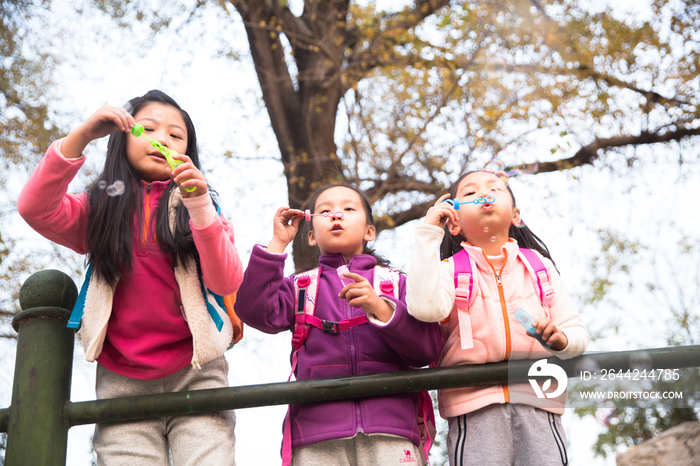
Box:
[189,208,244,297]
[17,140,90,254]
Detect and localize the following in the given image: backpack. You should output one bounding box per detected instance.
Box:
[448,247,554,350]
[282,265,435,466]
[67,201,244,347]
[67,263,244,348]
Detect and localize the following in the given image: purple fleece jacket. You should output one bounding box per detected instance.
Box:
[235,244,442,449]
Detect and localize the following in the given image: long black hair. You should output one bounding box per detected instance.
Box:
[439,171,556,269]
[85,89,211,286]
[292,184,390,273]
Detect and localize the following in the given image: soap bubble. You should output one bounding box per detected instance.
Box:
[484,227,489,233]
[97,180,107,190]
[484,158,537,184]
[596,402,618,426]
[485,57,506,77]
[106,180,125,197]
[490,236,496,242]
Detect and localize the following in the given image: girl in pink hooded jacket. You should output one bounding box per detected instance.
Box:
[407,170,589,466]
[18,90,241,466]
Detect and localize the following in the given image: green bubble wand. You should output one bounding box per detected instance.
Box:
[131,124,196,192]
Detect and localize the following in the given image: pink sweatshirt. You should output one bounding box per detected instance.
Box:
[18,140,244,379]
[407,224,589,417]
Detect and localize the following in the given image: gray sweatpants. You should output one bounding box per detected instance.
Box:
[447,403,568,466]
[93,357,236,466]
[292,433,422,466]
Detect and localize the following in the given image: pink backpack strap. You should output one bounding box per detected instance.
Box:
[291,268,322,355]
[284,268,322,466]
[373,265,401,299]
[518,248,555,310]
[417,390,437,465]
[450,249,476,350]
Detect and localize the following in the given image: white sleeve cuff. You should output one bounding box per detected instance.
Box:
[182,193,217,227]
[366,298,397,326]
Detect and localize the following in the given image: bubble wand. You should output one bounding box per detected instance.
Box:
[443,195,495,210]
[131,124,196,192]
[293,210,344,221]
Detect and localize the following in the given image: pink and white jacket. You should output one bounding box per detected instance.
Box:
[406,224,589,418]
[17,140,244,378]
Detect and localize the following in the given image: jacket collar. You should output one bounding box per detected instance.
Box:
[139,179,171,195]
[319,253,377,271]
[460,239,521,273]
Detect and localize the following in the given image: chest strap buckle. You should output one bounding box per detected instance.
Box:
[322,320,340,334]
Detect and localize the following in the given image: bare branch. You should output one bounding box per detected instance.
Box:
[375,198,438,234]
[515,127,700,174]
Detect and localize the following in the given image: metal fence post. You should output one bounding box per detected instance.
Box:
[5,270,77,466]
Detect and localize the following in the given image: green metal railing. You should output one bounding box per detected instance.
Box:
[1,269,699,465]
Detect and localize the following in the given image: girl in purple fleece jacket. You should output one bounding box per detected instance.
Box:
[235,185,442,466]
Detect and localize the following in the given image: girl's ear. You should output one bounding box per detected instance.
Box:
[363,224,376,243]
[511,208,522,226]
[447,219,462,237]
[308,228,317,247]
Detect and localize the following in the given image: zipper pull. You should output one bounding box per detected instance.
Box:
[495,274,502,285]
[147,182,151,194]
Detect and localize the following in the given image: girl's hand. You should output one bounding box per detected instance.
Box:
[266,207,304,254]
[166,153,208,198]
[531,317,569,351]
[425,194,458,229]
[62,106,135,159]
[338,272,394,322]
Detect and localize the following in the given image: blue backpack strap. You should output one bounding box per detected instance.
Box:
[67,263,93,329]
[199,277,226,332]
[198,200,226,332]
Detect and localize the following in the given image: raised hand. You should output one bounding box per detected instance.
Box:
[425,194,459,229]
[62,106,135,159]
[267,207,305,254]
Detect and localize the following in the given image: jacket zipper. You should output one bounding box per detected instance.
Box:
[346,260,364,433]
[495,273,511,402]
[486,252,511,402]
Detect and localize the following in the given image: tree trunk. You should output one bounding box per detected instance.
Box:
[233,0,348,208]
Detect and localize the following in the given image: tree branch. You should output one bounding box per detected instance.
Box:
[515,127,700,174]
[375,198,437,234]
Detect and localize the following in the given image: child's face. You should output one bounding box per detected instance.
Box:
[126,102,188,182]
[308,186,375,261]
[448,171,520,244]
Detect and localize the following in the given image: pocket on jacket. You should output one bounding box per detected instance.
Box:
[294,364,355,442]
[357,361,417,435]
[440,331,490,366]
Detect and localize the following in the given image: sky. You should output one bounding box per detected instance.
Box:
[2,0,698,465]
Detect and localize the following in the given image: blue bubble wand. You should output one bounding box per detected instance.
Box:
[131,124,195,192]
[443,195,495,210]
